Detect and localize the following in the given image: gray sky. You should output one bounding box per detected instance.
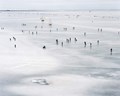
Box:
[0,0,120,10]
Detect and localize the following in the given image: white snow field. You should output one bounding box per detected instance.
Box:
[0,10,120,96]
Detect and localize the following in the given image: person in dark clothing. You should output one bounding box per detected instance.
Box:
[84,32,86,36]
[90,43,92,49]
[61,42,63,47]
[14,44,16,48]
[110,48,113,55]
[9,38,11,41]
[43,46,46,49]
[84,41,87,47]
[69,38,71,42]
[74,38,77,42]
[97,40,99,45]
[56,39,58,45]
[13,37,16,41]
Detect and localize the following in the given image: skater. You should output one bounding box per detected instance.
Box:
[49,23,52,27]
[69,38,71,42]
[56,39,58,45]
[14,44,16,48]
[9,38,11,41]
[66,39,69,43]
[84,41,87,47]
[35,26,37,29]
[98,28,99,32]
[100,28,102,32]
[63,28,67,31]
[32,32,34,35]
[110,48,113,55]
[84,32,86,36]
[61,42,63,47]
[43,46,46,49]
[36,31,38,35]
[90,43,92,49]
[73,27,75,30]
[74,38,77,42]
[13,37,16,41]
[97,40,99,45]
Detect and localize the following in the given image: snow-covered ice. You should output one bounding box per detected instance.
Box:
[0,10,120,96]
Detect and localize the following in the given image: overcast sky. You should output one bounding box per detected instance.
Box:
[0,0,120,10]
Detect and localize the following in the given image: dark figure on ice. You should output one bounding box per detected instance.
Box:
[22,30,24,33]
[100,29,102,32]
[32,32,34,35]
[9,38,11,41]
[14,44,16,48]
[84,41,87,47]
[36,31,38,35]
[56,39,58,45]
[13,37,16,41]
[43,46,46,49]
[63,28,67,31]
[61,42,63,47]
[110,48,113,55]
[97,40,99,45]
[73,27,75,30]
[66,39,69,43]
[90,43,92,49]
[118,32,119,35]
[69,38,71,42]
[75,38,77,42]
[98,28,99,32]
[84,32,86,36]
[35,26,37,29]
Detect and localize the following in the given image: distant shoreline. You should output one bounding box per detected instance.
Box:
[0,9,120,12]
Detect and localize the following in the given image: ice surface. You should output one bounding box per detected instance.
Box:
[0,11,120,96]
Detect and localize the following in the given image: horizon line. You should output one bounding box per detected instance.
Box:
[0,9,120,12]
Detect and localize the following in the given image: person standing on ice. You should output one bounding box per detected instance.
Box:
[9,38,11,41]
[98,28,99,32]
[14,44,16,48]
[61,42,63,47]
[36,31,38,35]
[56,39,58,45]
[66,39,69,43]
[90,43,92,49]
[73,27,75,30]
[84,32,86,36]
[13,37,16,41]
[43,46,46,49]
[74,38,77,42]
[97,40,99,45]
[84,41,87,47]
[69,38,71,42]
[22,30,24,33]
[32,32,34,35]
[110,48,113,55]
